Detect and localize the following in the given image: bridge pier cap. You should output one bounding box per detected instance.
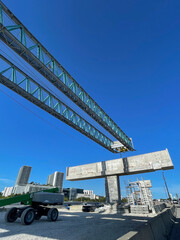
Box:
[66,149,173,181]
[66,149,173,204]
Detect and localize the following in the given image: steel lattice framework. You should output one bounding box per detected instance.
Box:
[0,1,134,151]
[0,54,117,152]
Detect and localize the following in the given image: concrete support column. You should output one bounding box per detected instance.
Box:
[105,175,121,204]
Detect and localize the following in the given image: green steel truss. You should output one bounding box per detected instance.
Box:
[0,1,134,151]
[0,54,117,152]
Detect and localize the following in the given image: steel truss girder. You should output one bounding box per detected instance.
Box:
[0,1,134,151]
[0,54,116,153]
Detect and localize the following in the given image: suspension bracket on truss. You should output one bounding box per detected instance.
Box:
[111,139,134,153]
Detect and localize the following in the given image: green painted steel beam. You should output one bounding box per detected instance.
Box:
[0,1,134,151]
[0,4,2,24]
[0,54,117,153]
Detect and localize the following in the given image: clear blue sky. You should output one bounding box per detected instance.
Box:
[0,0,179,199]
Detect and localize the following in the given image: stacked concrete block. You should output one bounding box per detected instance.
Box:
[130,205,149,214]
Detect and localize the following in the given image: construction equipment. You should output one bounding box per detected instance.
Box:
[0,0,134,153]
[0,188,64,225]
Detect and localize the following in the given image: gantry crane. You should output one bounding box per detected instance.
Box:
[0,0,134,153]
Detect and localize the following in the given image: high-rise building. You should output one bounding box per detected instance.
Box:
[15,166,32,186]
[47,171,64,192]
[9,166,64,195]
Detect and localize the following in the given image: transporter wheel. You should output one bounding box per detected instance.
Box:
[47,208,58,221]
[21,207,35,225]
[5,207,18,223]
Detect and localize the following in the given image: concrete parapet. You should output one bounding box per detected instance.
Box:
[118,206,176,240]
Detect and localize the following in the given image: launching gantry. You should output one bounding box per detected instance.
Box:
[0,1,134,153]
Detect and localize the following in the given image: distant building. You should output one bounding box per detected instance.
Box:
[63,188,97,200]
[2,166,96,199]
[13,166,32,194]
[13,184,52,195]
[63,188,84,200]
[76,190,95,199]
[2,187,13,197]
[15,166,32,186]
[12,166,64,195]
[83,190,95,199]
[47,171,64,192]
[24,184,52,193]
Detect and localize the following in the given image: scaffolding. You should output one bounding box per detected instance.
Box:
[126,178,154,210]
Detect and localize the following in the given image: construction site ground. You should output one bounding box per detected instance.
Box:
[0,204,153,240]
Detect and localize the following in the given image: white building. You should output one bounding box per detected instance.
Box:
[2,187,13,197]
[76,190,96,200]
[13,184,52,195]
[47,171,64,192]
[84,190,96,199]
[15,166,32,186]
[12,166,64,195]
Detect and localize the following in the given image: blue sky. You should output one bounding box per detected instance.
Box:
[0,0,179,199]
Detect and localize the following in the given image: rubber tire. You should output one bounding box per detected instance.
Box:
[47,208,58,221]
[21,208,35,225]
[5,207,18,223]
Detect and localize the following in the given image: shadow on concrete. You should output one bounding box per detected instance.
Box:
[122,157,129,174]
[101,161,109,203]
[0,210,151,240]
[101,161,107,176]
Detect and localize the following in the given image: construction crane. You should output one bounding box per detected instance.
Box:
[0,1,134,153]
[162,172,171,201]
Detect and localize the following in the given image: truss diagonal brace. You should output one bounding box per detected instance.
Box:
[0,54,116,153]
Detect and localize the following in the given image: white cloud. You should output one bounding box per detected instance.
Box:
[0,178,14,184]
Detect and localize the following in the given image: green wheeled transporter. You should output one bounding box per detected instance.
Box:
[0,188,64,225]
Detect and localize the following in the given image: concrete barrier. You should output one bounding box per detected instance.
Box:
[118,206,176,240]
[154,203,166,213]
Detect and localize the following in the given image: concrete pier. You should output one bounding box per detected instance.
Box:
[105,175,121,203]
